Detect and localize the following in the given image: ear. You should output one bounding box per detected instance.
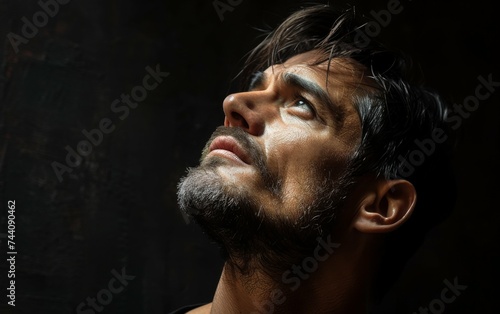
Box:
[353,179,416,234]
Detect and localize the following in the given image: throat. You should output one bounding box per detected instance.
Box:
[210,250,370,314]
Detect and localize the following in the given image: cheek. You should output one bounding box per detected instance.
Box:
[264,126,347,179]
[263,127,313,175]
[262,128,348,210]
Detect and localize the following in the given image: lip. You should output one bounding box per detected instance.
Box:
[208,136,252,165]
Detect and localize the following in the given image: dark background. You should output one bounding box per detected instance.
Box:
[0,0,498,313]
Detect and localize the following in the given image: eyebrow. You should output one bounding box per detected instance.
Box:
[248,71,266,91]
[248,71,346,126]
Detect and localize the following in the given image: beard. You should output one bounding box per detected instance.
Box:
[177,126,356,282]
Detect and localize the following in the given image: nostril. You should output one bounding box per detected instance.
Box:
[231,112,249,129]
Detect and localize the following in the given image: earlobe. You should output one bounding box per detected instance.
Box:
[353,179,417,234]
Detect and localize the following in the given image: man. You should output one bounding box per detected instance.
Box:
[174,4,455,314]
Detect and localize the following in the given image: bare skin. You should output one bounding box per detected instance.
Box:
[187,51,416,313]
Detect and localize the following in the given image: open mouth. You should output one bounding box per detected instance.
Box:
[208,136,252,165]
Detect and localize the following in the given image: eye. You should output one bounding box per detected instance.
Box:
[288,98,316,119]
[293,99,313,110]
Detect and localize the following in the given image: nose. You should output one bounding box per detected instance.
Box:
[222,92,268,136]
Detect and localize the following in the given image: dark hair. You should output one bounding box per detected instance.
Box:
[236,4,457,301]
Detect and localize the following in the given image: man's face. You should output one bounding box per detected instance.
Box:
[178,50,366,267]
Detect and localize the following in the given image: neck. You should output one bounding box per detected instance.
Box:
[210,234,375,314]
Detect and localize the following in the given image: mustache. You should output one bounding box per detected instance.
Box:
[200,126,276,191]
